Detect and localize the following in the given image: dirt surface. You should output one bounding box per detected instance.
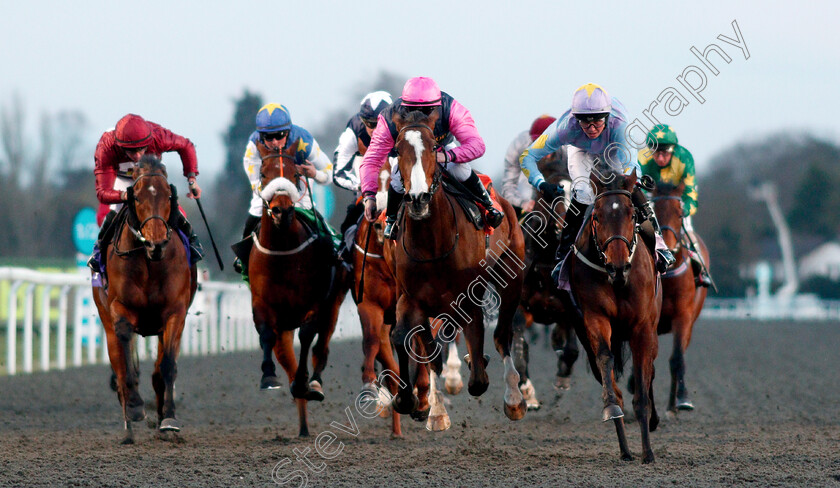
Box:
[1,319,839,487]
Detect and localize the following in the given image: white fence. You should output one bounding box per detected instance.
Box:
[701,295,840,321]
[0,267,253,376]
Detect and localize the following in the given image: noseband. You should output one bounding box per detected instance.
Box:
[120,172,173,253]
[591,189,637,265]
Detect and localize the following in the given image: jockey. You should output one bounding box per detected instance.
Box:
[87,113,204,274]
[332,91,393,263]
[639,124,711,287]
[360,76,504,237]
[501,114,564,218]
[519,83,675,273]
[233,103,336,274]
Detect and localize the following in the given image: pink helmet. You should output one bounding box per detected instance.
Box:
[401,77,442,107]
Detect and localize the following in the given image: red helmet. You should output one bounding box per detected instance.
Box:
[114,114,152,148]
[529,115,556,141]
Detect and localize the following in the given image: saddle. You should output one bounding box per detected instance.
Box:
[440,172,500,232]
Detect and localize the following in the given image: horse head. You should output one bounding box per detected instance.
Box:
[652,181,686,254]
[590,170,638,286]
[392,107,440,220]
[258,140,302,229]
[128,155,174,261]
[372,159,392,244]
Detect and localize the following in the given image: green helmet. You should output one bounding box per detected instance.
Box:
[646,124,679,150]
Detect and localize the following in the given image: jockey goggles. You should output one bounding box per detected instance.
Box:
[361,116,378,129]
[123,145,148,154]
[576,113,608,128]
[262,130,289,141]
[653,144,675,153]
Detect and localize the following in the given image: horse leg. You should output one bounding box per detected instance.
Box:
[554,324,579,391]
[670,312,695,413]
[272,330,309,437]
[585,317,632,461]
[440,339,464,395]
[631,326,658,464]
[254,303,281,390]
[412,359,431,422]
[309,284,345,395]
[374,321,402,437]
[293,322,321,402]
[358,304,384,412]
[462,307,490,397]
[425,369,451,431]
[112,312,145,427]
[102,305,135,444]
[157,313,186,433]
[493,290,527,420]
[512,317,540,411]
[390,295,424,415]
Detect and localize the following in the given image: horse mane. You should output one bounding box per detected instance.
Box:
[136,154,167,176]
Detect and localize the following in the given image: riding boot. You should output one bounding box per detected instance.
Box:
[383,186,403,240]
[176,213,205,263]
[233,214,260,273]
[689,250,712,287]
[462,171,504,228]
[87,210,118,274]
[550,198,586,283]
[631,186,675,273]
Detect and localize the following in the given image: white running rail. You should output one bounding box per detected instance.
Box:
[1,267,253,376]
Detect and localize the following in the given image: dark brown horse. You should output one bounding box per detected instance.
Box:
[564,171,661,463]
[387,108,528,422]
[351,160,405,436]
[93,155,197,444]
[650,181,709,413]
[248,139,347,437]
[518,177,579,400]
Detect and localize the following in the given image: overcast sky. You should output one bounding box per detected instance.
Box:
[1,0,838,181]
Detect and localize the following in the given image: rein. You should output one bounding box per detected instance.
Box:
[573,189,639,273]
[113,172,173,257]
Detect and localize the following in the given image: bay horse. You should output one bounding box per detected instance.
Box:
[649,181,709,413]
[249,139,348,437]
[564,170,661,463]
[93,155,197,444]
[387,108,528,422]
[518,175,579,399]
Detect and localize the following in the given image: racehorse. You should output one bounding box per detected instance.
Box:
[93,155,197,444]
[249,139,348,437]
[649,181,709,413]
[351,160,405,436]
[563,170,661,463]
[518,175,579,399]
[387,108,528,423]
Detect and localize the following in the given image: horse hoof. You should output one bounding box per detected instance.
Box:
[554,376,571,391]
[520,379,541,411]
[425,413,451,431]
[620,452,634,462]
[392,394,419,415]
[444,377,463,396]
[260,375,282,390]
[159,418,182,432]
[602,404,624,422]
[677,400,695,411]
[120,435,135,445]
[410,407,430,422]
[126,405,146,422]
[504,397,527,421]
[305,381,325,402]
[643,453,655,464]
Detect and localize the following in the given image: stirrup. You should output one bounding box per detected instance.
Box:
[87,255,99,273]
[383,219,397,240]
[656,249,675,273]
[485,207,504,228]
[696,273,711,288]
[233,257,243,274]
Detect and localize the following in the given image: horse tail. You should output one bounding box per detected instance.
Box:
[611,339,630,379]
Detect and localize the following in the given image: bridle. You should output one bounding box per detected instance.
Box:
[395,123,457,263]
[651,195,683,254]
[115,172,173,257]
[259,152,306,212]
[590,189,638,266]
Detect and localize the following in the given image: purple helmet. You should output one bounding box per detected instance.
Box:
[401,77,442,107]
[570,83,611,115]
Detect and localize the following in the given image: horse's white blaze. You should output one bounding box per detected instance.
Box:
[426,370,451,431]
[260,177,300,202]
[503,356,524,407]
[148,185,157,196]
[441,343,463,393]
[405,130,429,197]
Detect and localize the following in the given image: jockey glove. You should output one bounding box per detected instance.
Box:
[538,182,565,202]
